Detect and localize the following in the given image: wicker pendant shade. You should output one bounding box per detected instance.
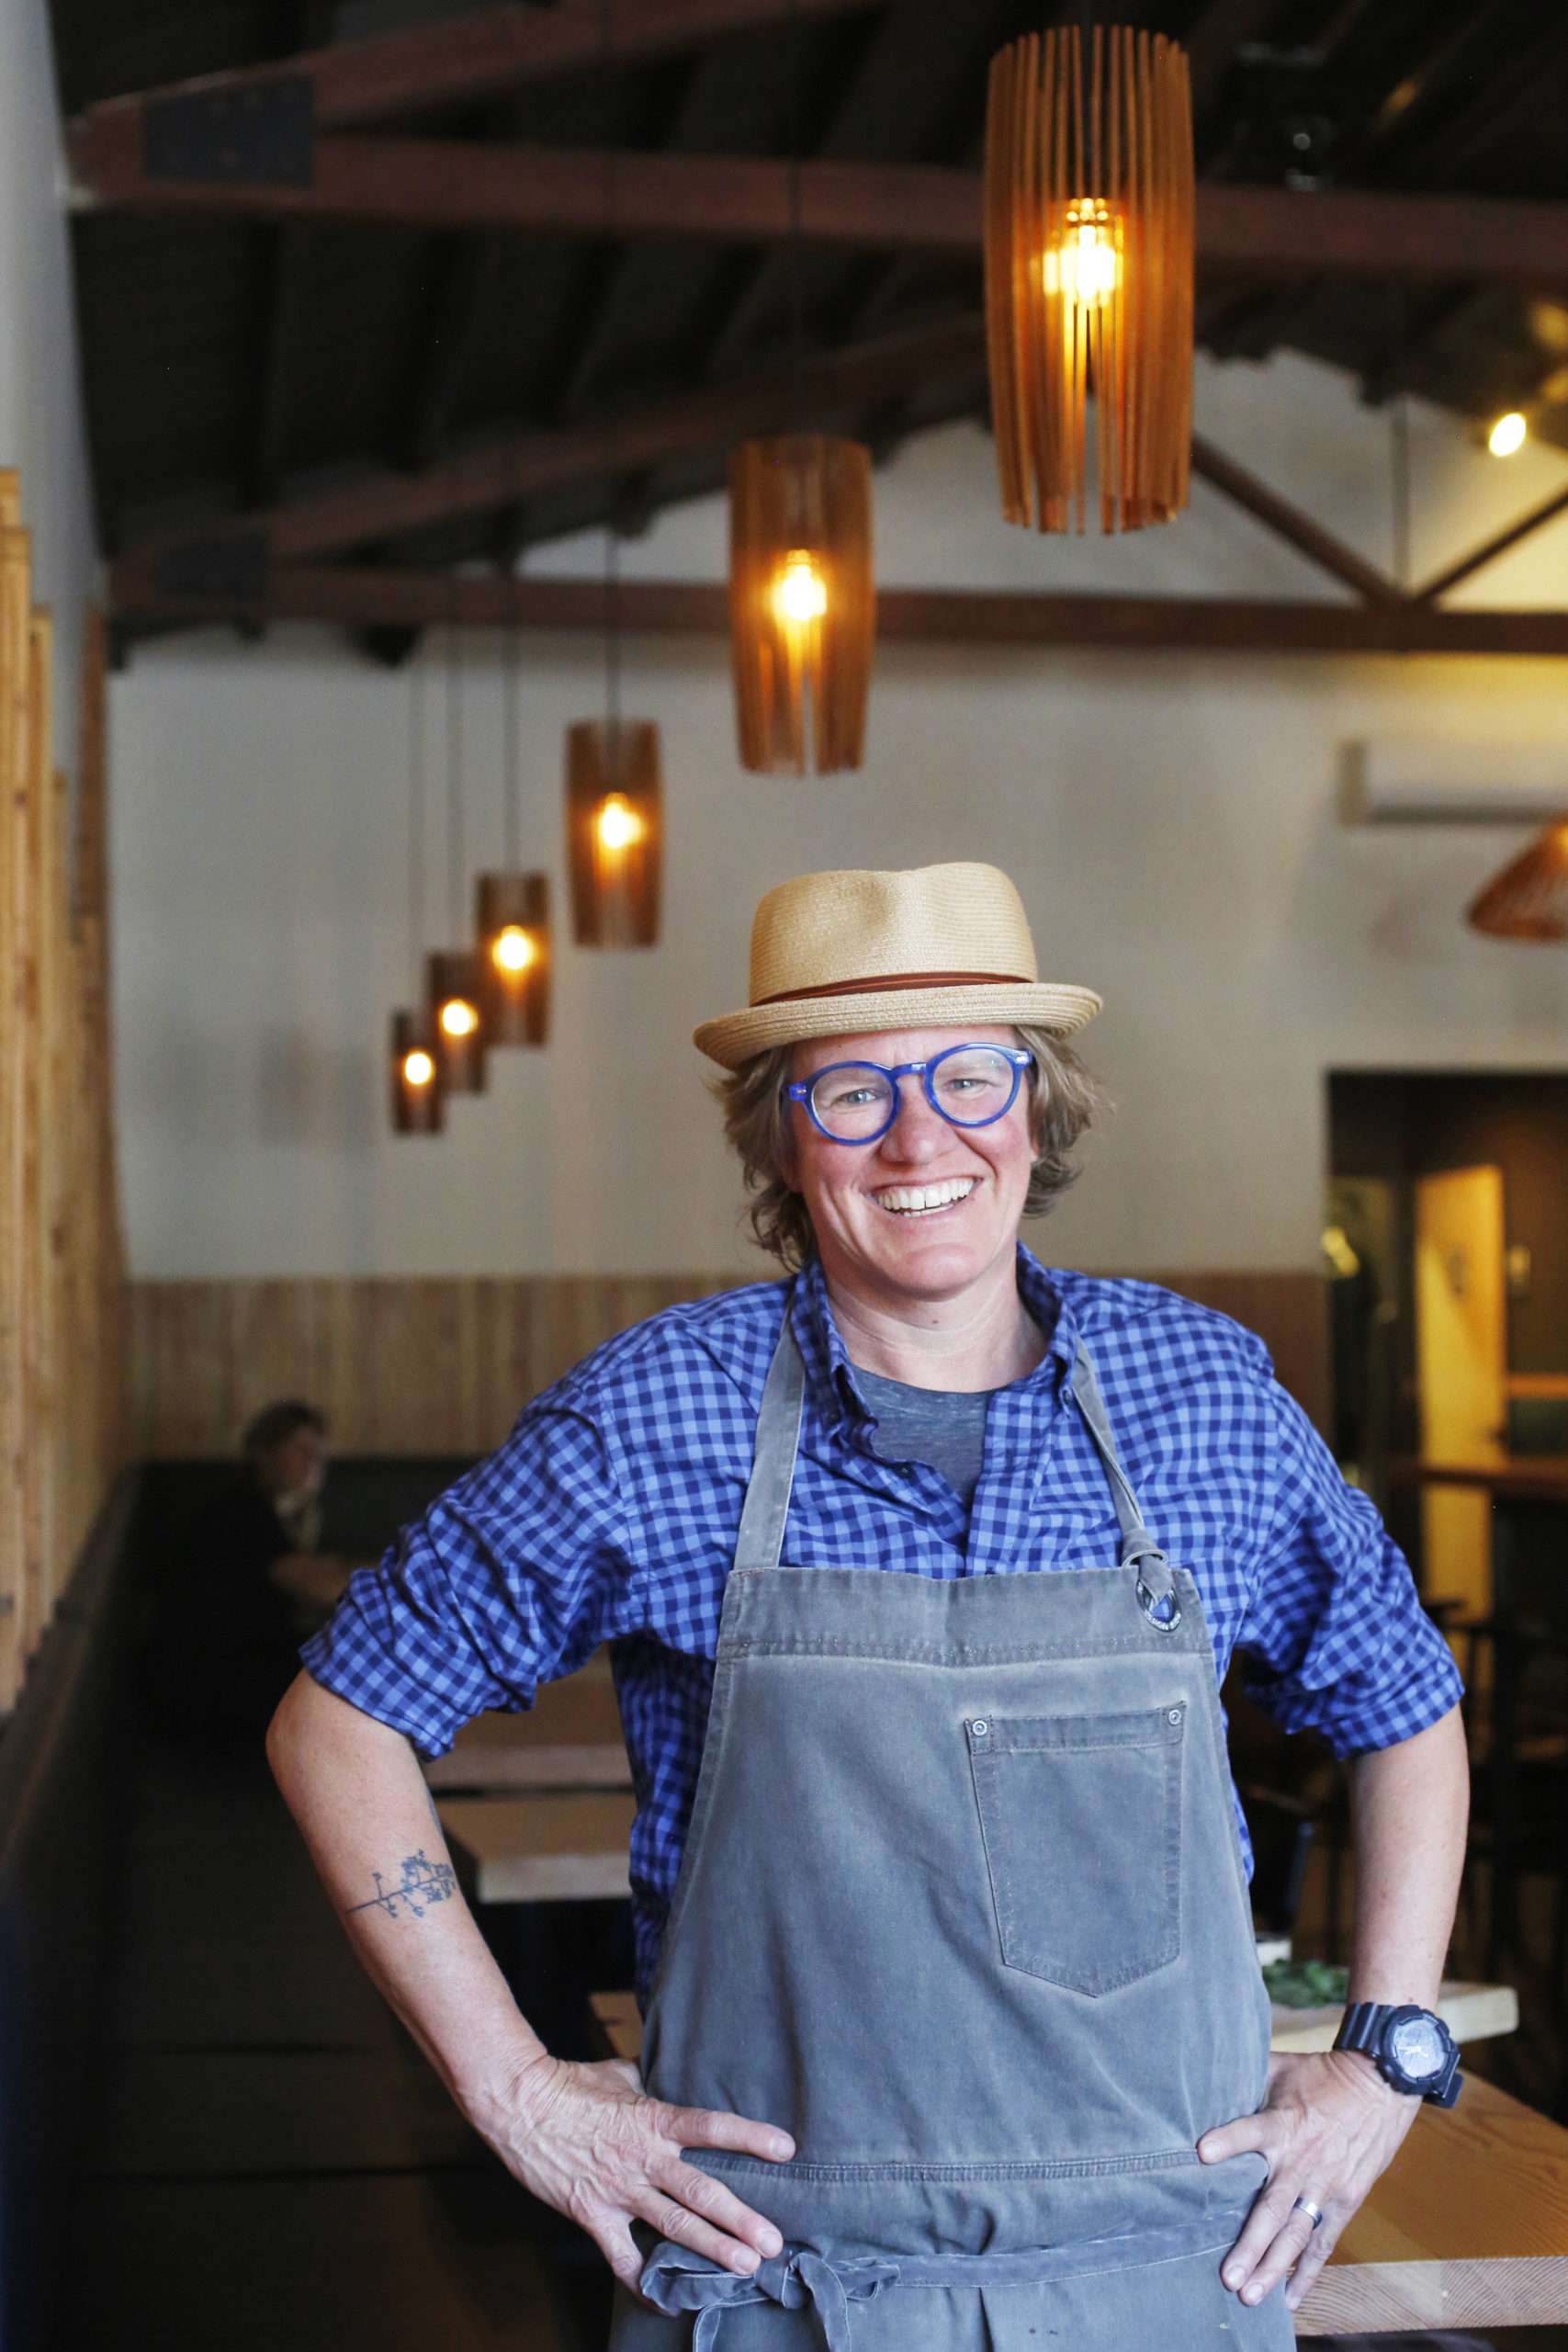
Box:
[566,720,662,947]
[426,949,487,1092]
[730,435,874,775]
[985,25,1193,533]
[1468,821,1568,941]
[389,1009,444,1135]
[477,871,551,1044]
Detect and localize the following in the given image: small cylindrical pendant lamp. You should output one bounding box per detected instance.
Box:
[390,1009,445,1135]
[426,949,487,1092]
[729,435,874,775]
[985,25,1193,533]
[565,720,662,947]
[477,871,552,1043]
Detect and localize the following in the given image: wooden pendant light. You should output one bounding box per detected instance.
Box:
[426,949,488,1092]
[985,24,1194,533]
[389,1009,444,1134]
[1468,822,1568,940]
[477,871,552,1044]
[566,720,662,947]
[730,435,874,775]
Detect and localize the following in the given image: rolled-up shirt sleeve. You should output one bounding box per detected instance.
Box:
[301,1400,635,1756]
[1235,1378,1462,1758]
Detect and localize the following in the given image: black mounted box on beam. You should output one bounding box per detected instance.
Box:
[144,77,314,187]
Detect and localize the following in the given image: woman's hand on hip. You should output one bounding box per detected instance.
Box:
[478,2052,795,2292]
[1197,2050,1419,2312]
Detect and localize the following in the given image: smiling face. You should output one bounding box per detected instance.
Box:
[784,1024,1037,1315]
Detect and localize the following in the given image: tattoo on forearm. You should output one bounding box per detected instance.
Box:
[347,1849,457,1921]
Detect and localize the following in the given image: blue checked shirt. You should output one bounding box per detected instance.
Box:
[304,1249,1461,2001]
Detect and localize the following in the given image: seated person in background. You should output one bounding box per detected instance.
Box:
[143,1401,356,1744]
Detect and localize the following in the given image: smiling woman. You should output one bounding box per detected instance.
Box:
[275,860,1467,2352]
[715,1019,1100,1272]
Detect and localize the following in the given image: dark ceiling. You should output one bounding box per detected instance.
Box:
[48,0,1568,623]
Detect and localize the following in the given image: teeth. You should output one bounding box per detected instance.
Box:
[874,1178,976,1216]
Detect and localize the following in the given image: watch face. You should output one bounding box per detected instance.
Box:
[1388,2013,1445,2080]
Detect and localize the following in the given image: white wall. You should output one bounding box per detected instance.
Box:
[0,0,97,775]
[110,349,1568,1280]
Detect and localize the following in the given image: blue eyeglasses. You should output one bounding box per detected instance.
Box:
[787,1044,1033,1146]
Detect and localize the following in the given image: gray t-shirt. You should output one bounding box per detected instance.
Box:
[854,1367,996,1510]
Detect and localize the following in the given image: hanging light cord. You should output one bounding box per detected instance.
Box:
[446,620,465,943]
[409,656,425,998]
[603,0,623,738]
[503,623,522,871]
[786,0,804,425]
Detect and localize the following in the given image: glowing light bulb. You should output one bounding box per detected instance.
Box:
[492,924,535,974]
[1041,203,1120,307]
[440,996,479,1038]
[773,550,828,628]
[1489,411,1528,457]
[402,1049,435,1088]
[596,793,644,853]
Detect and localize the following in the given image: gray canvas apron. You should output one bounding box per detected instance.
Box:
[613,1325,1293,2352]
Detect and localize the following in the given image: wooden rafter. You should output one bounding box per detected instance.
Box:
[110,316,986,575]
[1416,478,1568,604]
[1190,435,1402,605]
[66,122,1568,288]
[109,566,1568,658]
[66,0,881,141]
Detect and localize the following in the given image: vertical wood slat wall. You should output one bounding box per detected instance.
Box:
[0,481,127,1705]
[128,1270,1328,1460]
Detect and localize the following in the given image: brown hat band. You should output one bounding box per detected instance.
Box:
[755,968,1034,1007]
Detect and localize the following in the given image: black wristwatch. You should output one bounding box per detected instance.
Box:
[1332,2002,1462,2106]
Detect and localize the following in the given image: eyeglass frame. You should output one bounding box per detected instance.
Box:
[785,1043,1034,1147]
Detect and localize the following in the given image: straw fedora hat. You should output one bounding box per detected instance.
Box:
[694,862,1100,1070]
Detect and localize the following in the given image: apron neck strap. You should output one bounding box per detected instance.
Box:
[1071,1342,1180,1627]
[735,1320,1181,1630]
[734,1315,807,1574]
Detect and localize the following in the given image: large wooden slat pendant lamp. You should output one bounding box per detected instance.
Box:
[566,719,662,947]
[985,22,1194,533]
[1468,822,1568,940]
[427,949,488,1091]
[729,435,874,775]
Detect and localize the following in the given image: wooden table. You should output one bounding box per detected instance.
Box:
[438,1792,636,1902]
[1298,2075,1568,2334]
[423,1650,632,1792]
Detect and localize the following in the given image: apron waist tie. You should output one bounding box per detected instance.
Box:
[639,2213,1252,2352]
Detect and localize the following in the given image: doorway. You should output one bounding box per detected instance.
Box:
[1327,1071,1568,1609]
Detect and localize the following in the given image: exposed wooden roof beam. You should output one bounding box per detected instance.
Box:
[108,565,1568,657]
[111,315,986,575]
[66,128,1568,288]
[1189,433,1402,605]
[1416,476,1568,603]
[67,0,882,142]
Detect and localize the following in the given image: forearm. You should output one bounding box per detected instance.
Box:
[1347,1702,1469,2009]
[266,1668,544,2132]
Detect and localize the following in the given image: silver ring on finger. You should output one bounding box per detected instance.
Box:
[1292,2198,1325,2232]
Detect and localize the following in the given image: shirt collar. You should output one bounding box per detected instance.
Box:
[786,1244,1077,1431]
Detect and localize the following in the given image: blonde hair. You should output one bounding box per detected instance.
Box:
[714,1024,1101,1271]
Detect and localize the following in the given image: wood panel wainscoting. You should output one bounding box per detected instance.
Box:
[128,1270,1328,1459]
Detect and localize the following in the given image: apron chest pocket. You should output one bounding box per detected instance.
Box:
[967,1706,1185,1996]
